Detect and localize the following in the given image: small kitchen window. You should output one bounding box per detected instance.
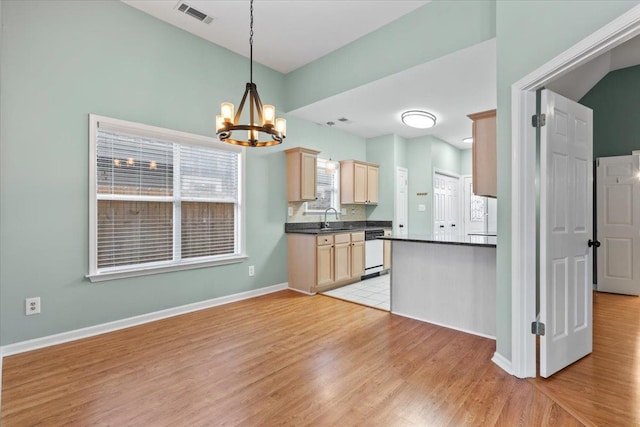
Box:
[306,158,340,213]
[87,114,246,282]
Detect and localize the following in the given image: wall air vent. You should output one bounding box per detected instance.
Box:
[176,2,214,24]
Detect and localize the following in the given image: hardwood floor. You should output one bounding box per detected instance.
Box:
[531,291,640,427]
[2,291,580,426]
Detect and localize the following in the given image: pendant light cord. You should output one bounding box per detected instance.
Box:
[249,0,254,84]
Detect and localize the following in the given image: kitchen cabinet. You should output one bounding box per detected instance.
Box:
[340,160,379,205]
[334,233,351,283]
[287,231,364,294]
[468,110,496,198]
[383,228,392,270]
[316,235,334,288]
[350,232,365,278]
[285,147,320,202]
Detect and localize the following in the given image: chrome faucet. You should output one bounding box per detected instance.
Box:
[323,208,339,228]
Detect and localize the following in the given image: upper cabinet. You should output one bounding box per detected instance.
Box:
[468,109,497,198]
[285,147,320,202]
[340,160,379,205]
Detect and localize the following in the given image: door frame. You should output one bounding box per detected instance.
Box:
[510,5,640,378]
[395,167,408,235]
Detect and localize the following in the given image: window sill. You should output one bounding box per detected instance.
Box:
[86,255,248,283]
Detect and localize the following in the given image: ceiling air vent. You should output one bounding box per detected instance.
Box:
[176,2,214,24]
[337,117,353,124]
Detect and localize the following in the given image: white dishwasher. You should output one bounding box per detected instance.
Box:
[364,229,384,277]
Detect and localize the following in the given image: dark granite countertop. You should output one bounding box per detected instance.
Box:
[379,233,497,248]
[285,220,392,235]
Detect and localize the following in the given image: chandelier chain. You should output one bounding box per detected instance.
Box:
[249,0,254,84]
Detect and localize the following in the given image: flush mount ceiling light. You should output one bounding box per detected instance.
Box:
[463,137,473,144]
[401,110,436,129]
[216,0,286,147]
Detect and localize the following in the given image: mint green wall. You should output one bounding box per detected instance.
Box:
[461,149,473,176]
[580,65,640,158]
[394,135,408,169]
[405,136,464,235]
[495,0,639,360]
[365,135,395,221]
[284,0,496,111]
[0,1,365,345]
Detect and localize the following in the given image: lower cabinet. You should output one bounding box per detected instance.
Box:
[383,228,392,270]
[288,231,365,294]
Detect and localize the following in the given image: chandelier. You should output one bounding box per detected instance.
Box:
[216,0,286,147]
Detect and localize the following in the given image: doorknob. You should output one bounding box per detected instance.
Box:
[440,225,445,228]
[588,240,601,248]
[399,224,404,228]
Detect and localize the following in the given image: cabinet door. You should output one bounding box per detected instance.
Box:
[367,165,379,204]
[316,244,334,287]
[334,241,351,282]
[301,152,318,201]
[353,162,368,204]
[351,241,365,278]
[383,229,391,270]
[469,110,496,198]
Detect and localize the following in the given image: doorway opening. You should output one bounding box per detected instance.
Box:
[510,5,640,379]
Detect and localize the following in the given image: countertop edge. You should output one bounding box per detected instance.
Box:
[379,235,497,248]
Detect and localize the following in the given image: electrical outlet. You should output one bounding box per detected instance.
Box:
[25,297,41,315]
[341,208,347,215]
[248,265,255,276]
[288,207,293,217]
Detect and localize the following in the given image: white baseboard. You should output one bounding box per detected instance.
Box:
[0,282,288,357]
[491,351,513,375]
[287,287,315,295]
[391,311,496,340]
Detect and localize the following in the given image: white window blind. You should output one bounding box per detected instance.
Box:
[89,115,244,281]
[306,158,339,212]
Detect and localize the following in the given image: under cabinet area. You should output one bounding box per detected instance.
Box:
[468,109,496,198]
[288,231,364,294]
[285,147,319,202]
[340,160,379,205]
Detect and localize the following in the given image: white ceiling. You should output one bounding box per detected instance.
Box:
[122,0,429,74]
[547,36,640,101]
[122,0,495,149]
[289,39,497,149]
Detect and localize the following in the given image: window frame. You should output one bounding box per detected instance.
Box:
[305,158,340,214]
[87,114,246,282]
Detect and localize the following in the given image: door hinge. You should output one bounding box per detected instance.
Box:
[597,158,600,167]
[531,321,546,336]
[532,113,546,128]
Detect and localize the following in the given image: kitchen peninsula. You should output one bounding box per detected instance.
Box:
[379,234,496,338]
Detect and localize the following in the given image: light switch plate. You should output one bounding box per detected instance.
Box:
[287,207,293,217]
[341,208,347,215]
[418,204,426,212]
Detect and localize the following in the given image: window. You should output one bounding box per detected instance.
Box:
[306,158,340,213]
[88,115,245,281]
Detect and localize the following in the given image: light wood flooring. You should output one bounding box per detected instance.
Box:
[531,291,640,427]
[1,290,583,426]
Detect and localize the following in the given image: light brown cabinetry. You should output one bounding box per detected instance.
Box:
[350,232,365,278]
[340,160,379,205]
[333,234,351,283]
[287,231,365,294]
[383,228,392,270]
[468,109,496,198]
[285,147,320,202]
[316,235,334,287]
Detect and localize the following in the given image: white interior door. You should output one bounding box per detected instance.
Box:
[395,167,408,235]
[540,89,593,378]
[463,176,488,235]
[434,173,459,233]
[596,155,640,295]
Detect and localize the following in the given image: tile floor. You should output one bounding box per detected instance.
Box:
[322,273,390,311]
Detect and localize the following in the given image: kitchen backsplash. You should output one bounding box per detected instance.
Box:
[287,202,367,223]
